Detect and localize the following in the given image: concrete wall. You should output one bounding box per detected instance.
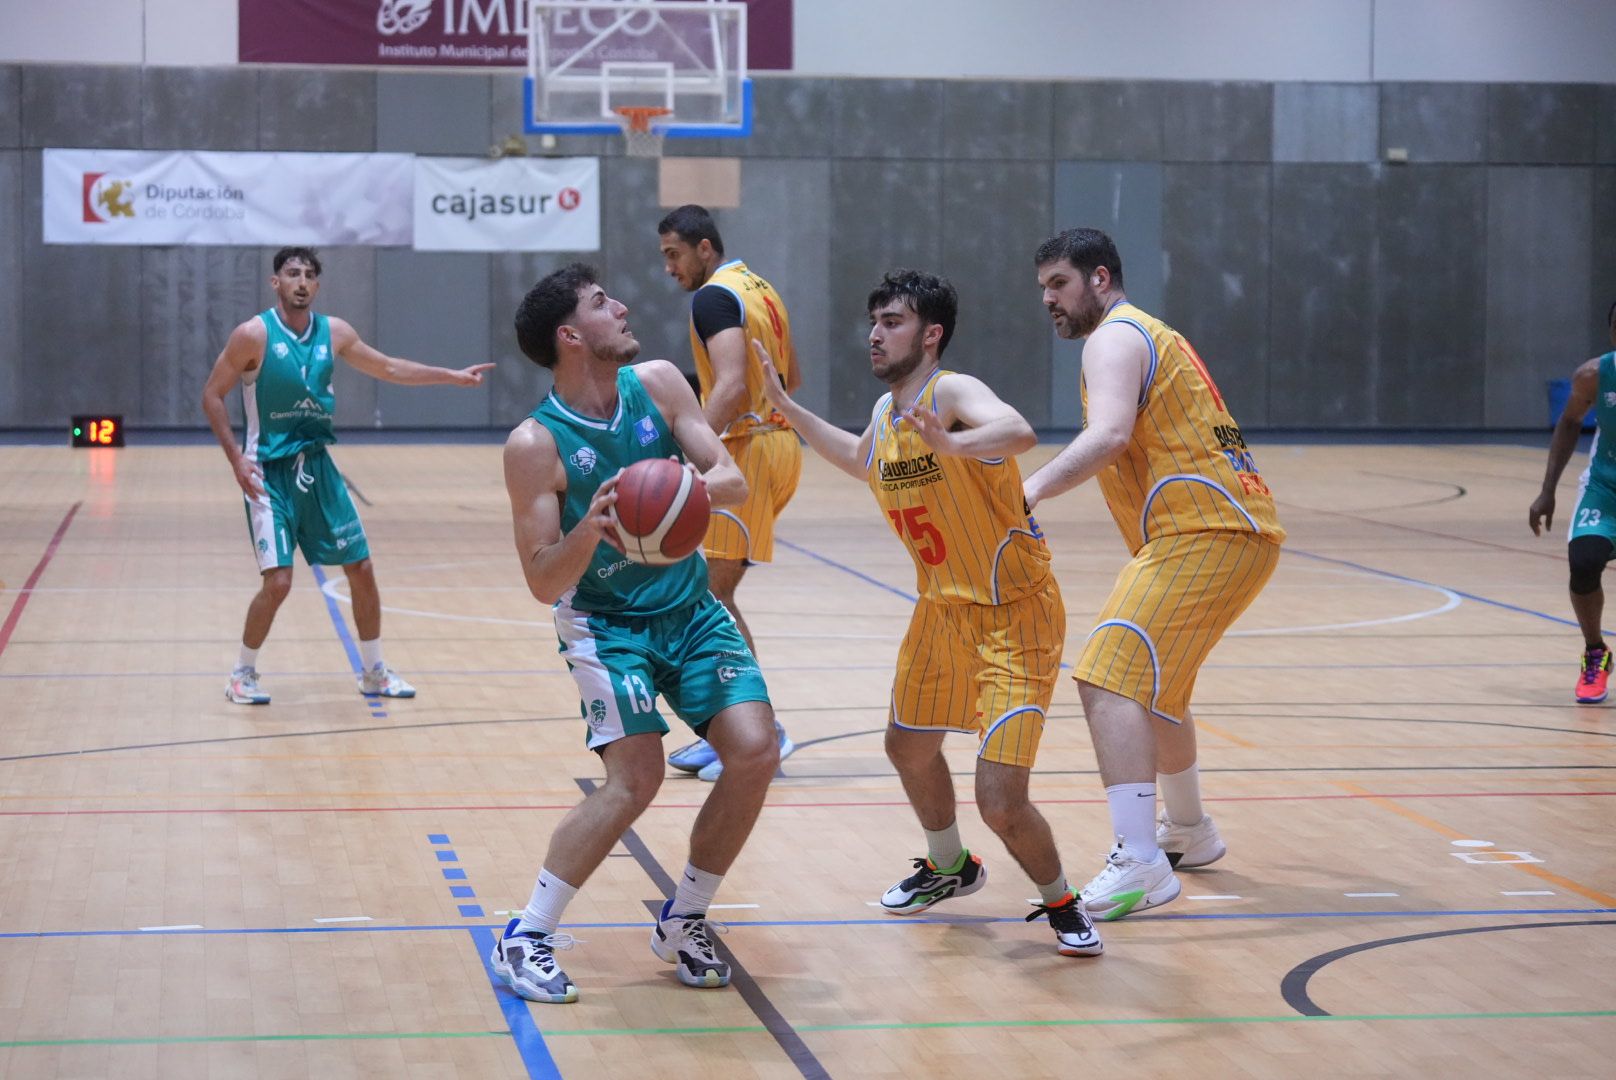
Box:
[2,64,1612,431]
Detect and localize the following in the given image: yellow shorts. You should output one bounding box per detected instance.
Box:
[889,581,1065,768]
[1074,530,1280,723]
[706,427,802,564]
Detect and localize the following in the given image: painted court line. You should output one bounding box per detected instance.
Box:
[1345,893,1400,898]
[0,502,81,661]
[139,924,203,932]
[1185,895,1242,901]
[1503,891,1556,897]
[312,915,373,924]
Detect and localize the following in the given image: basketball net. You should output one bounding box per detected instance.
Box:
[613,106,672,158]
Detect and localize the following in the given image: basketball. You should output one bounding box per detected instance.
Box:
[611,457,709,566]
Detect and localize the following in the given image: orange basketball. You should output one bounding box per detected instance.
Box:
[611,457,709,566]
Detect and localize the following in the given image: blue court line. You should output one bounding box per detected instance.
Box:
[471,925,562,1080]
[310,564,389,719]
[3,908,1610,941]
[775,538,918,603]
[1283,548,1576,627]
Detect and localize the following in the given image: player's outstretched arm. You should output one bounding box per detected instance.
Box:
[1531,356,1601,536]
[329,317,495,387]
[907,373,1037,460]
[752,338,871,480]
[504,420,622,605]
[200,319,268,498]
[637,360,748,509]
[1022,322,1145,509]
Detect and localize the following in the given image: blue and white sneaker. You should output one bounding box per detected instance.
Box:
[225,667,270,705]
[650,900,730,988]
[489,919,579,1004]
[696,724,795,782]
[358,663,415,698]
[668,737,720,774]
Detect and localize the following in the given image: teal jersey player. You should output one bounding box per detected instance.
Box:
[201,246,494,707]
[1531,300,1616,704]
[495,263,781,1004]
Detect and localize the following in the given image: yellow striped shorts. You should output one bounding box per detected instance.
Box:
[1073,530,1280,723]
[890,580,1065,768]
[706,427,802,564]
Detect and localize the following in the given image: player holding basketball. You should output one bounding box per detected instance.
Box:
[755,269,1103,957]
[657,205,800,781]
[1023,228,1285,920]
[201,246,493,705]
[495,263,780,1003]
[1529,300,1616,702]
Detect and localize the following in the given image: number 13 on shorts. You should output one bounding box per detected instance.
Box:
[888,505,947,566]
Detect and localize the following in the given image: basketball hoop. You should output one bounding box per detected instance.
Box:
[613,106,672,158]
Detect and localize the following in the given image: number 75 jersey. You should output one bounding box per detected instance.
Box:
[866,371,1053,606]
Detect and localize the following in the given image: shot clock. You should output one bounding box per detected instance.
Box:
[71,415,124,447]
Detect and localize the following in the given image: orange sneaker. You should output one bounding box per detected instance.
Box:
[1575,646,1610,703]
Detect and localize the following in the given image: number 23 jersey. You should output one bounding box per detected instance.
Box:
[865,371,1052,606]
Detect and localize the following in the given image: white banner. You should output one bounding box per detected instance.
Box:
[413,157,600,252]
[44,149,414,246]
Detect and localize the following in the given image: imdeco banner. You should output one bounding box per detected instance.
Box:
[413,156,600,252]
[44,149,414,246]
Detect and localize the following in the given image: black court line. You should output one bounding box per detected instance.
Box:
[1279,919,1616,1016]
[342,473,373,507]
[575,778,830,1080]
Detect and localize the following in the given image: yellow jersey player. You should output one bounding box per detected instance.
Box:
[1024,228,1285,920]
[658,205,800,780]
[756,269,1102,958]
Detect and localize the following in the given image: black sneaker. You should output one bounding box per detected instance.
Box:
[879,851,987,915]
[489,919,579,1003]
[650,900,731,988]
[1026,892,1104,956]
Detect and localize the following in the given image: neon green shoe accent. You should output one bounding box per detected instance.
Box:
[1099,889,1145,921]
[933,850,970,875]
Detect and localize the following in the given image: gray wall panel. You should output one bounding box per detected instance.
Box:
[1485,168,1592,427]
[19,151,145,424]
[374,250,492,427]
[258,70,375,152]
[22,65,141,149]
[490,254,563,427]
[1379,83,1486,163]
[1600,87,1616,165]
[139,247,263,426]
[0,151,19,423]
[940,161,1052,426]
[1052,82,1163,161]
[1272,83,1378,163]
[1488,84,1598,165]
[942,80,1051,161]
[309,247,380,431]
[1161,82,1271,163]
[0,66,19,148]
[1592,169,1616,357]
[1268,165,1378,428]
[827,160,943,425]
[602,158,688,365]
[1375,167,1486,428]
[378,72,491,156]
[1050,162,1164,429]
[142,68,259,150]
[1162,164,1270,425]
[668,77,835,159]
[833,80,946,161]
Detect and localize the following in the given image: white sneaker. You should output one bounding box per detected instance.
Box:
[1079,840,1181,921]
[358,663,415,698]
[650,900,730,988]
[1157,811,1226,869]
[225,667,270,705]
[489,919,579,1004]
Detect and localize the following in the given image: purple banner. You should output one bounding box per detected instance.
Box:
[239,0,792,69]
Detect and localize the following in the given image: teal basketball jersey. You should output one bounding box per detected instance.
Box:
[1585,352,1616,488]
[243,308,337,463]
[531,366,709,616]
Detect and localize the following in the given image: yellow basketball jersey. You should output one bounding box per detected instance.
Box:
[689,260,795,440]
[1083,300,1285,553]
[867,371,1052,605]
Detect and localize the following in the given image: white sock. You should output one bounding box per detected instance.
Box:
[924,822,965,870]
[1106,783,1160,861]
[359,638,384,671]
[1158,764,1204,826]
[1036,872,1071,906]
[516,867,578,936]
[671,862,723,917]
[236,645,259,672]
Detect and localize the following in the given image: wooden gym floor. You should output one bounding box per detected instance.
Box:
[0,440,1611,1078]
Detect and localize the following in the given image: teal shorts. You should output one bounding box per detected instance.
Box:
[554,592,771,751]
[244,446,370,571]
[1569,476,1616,542]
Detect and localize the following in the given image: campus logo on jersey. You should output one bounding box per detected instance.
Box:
[376,0,432,35]
[315,344,329,361]
[291,397,322,412]
[258,537,269,554]
[569,446,598,475]
[273,342,290,359]
[588,698,607,727]
[81,173,135,223]
[633,416,658,446]
[717,665,756,684]
[1604,391,1616,407]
